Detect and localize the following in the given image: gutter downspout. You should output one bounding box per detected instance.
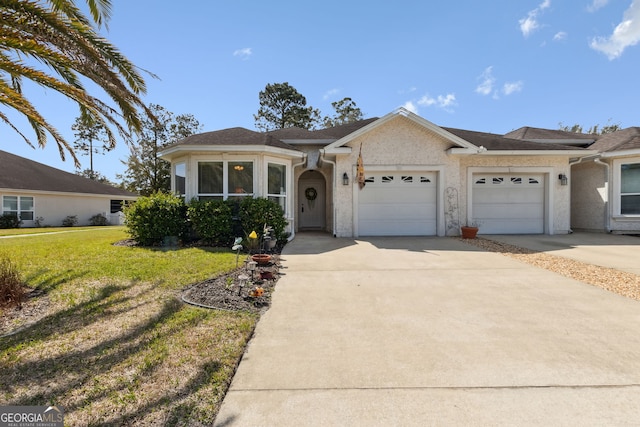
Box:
[594,158,611,233]
[290,154,308,241]
[319,149,337,237]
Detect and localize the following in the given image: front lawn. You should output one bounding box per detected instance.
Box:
[0,227,256,425]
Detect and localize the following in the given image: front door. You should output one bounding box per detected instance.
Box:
[299,178,325,229]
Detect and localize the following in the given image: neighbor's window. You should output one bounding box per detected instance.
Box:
[197,161,254,201]
[621,163,640,214]
[267,163,286,212]
[2,196,34,221]
[175,162,186,198]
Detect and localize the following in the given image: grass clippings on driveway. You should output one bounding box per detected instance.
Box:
[0,227,258,425]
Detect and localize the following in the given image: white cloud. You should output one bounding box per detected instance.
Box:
[475,66,495,95]
[519,0,552,37]
[402,101,418,114]
[587,0,609,12]
[503,81,524,95]
[323,88,340,100]
[233,48,252,60]
[553,31,568,41]
[590,0,640,59]
[418,93,457,110]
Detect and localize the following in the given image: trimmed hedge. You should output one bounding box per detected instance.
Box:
[124,193,288,247]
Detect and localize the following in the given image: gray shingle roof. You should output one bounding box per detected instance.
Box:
[0,150,137,197]
[266,118,379,140]
[588,127,640,152]
[167,127,301,151]
[444,128,588,151]
[505,127,597,141]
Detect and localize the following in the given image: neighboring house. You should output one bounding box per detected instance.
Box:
[0,150,137,227]
[160,107,606,237]
[570,127,640,233]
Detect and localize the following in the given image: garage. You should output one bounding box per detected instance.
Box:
[357,171,437,236]
[472,173,545,234]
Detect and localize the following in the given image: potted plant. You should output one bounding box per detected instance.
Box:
[460,221,480,239]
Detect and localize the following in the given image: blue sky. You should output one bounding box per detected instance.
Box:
[3,0,640,181]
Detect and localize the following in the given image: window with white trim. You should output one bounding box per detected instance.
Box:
[174,162,186,198]
[2,196,34,221]
[621,162,640,214]
[197,161,254,201]
[267,163,286,212]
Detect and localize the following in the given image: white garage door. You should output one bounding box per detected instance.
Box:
[472,174,545,234]
[358,172,437,236]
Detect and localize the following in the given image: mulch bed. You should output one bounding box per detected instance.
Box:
[181,254,281,314]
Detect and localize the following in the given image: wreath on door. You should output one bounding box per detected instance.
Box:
[305,187,317,201]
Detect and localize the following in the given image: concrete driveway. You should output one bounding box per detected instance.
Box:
[214,234,640,426]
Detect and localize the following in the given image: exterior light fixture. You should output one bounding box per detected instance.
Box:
[343,172,349,186]
[558,173,568,186]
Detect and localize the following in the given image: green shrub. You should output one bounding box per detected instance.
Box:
[0,254,25,309]
[124,192,188,246]
[187,199,233,246]
[238,197,288,242]
[89,213,109,226]
[0,213,21,229]
[62,215,78,227]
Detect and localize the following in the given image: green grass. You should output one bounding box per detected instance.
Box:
[0,227,256,425]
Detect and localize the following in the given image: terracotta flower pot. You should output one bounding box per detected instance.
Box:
[251,254,272,265]
[461,226,479,239]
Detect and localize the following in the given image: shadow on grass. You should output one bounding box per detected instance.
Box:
[0,280,251,425]
[24,268,89,294]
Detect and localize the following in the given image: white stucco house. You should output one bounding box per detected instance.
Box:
[0,150,138,227]
[159,108,618,238]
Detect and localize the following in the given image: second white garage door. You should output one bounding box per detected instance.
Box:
[472,173,545,234]
[358,171,437,236]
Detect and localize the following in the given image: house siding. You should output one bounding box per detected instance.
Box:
[0,190,129,226]
[570,161,607,232]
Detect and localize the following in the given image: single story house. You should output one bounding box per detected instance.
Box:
[0,149,138,227]
[159,107,618,238]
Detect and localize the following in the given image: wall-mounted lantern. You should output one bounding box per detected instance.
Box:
[343,172,349,186]
[558,173,568,186]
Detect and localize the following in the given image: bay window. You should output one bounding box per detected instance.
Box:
[174,162,186,198]
[197,160,254,200]
[267,163,287,212]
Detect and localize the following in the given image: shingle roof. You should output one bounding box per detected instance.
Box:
[505,127,597,141]
[0,150,137,197]
[444,128,588,151]
[167,127,301,151]
[588,127,640,152]
[267,118,379,140]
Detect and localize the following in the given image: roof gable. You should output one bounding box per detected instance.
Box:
[323,108,477,152]
[0,150,136,197]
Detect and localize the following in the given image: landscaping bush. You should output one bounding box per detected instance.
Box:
[89,213,109,226]
[0,254,25,309]
[124,192,188,246]
[187,199,233,246]
[0,213,21,229]
[62,215,78,227]
[237,197,288,242]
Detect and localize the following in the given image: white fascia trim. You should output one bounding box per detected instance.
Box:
[600,149,640,158]
[281,139,336,146]
[476,149,597,156]
[324,107,477,151]
[0,188,138,199]
[322,147,352,155]
[359,165,444,172]
[159,144,303,159]
[447,147,481,155]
